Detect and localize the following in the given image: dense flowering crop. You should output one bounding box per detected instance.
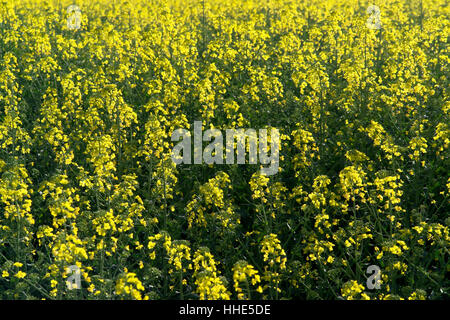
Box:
[0,0,448,300]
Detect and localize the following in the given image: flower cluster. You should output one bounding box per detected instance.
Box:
[0,0,448,301]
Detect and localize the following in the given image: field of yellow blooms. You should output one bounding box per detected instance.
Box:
[0,0,448,300]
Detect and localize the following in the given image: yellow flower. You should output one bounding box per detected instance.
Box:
[14,271,26,279]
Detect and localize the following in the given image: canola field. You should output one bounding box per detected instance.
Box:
[0,0,448,300]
